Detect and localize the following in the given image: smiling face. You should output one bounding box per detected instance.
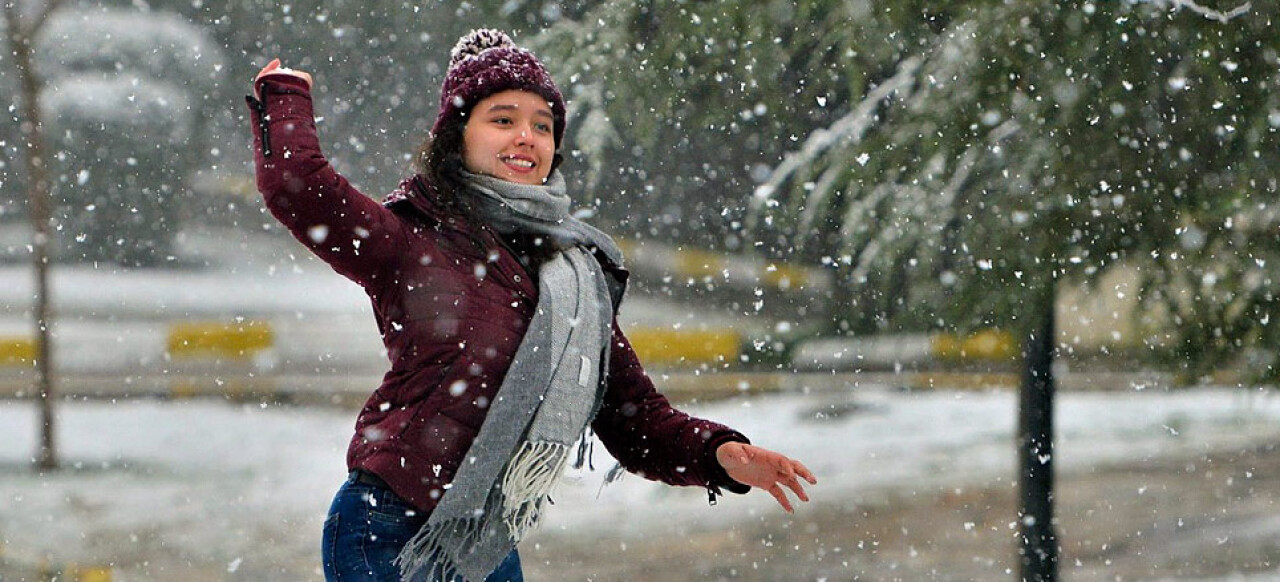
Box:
[461,90,557,185]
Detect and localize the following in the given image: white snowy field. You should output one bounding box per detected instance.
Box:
[2,385,1279,580]
[3,225,1280,579]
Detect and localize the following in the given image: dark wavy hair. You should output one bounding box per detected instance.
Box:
[414,112,470,207]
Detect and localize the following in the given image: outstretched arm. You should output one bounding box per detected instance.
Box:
[593,321,817,512]
[593,322,751,495]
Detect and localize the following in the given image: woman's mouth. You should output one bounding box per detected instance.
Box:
[500,155,535,171]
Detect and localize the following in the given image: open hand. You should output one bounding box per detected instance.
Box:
[253,58,312,98]
[716,442,816,513]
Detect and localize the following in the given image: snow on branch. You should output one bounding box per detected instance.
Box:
[847,146,978,287]
[843,118,1020,286]
[1129,0,1251,22]
[746,56,923,233]
[793,163,845,251]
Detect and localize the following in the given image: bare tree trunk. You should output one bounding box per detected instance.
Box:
[5,0,64,471]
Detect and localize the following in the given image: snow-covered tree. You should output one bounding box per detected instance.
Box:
[35,6,224,266]
[540,0,1278,382]
[540,2,1269,577]
[752,0,1274,382]
[533,0,868,244]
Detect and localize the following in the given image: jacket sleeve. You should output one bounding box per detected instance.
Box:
[591,320,752,498]
[245,74,403,287]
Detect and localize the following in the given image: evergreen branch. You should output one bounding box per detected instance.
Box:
[745,56,923,235]
[1131,0,1251,22]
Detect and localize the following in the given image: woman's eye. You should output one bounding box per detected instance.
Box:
[493,117,511,125]
[535,123,551,133]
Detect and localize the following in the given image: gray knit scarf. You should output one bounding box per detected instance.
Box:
[396,170,625,582]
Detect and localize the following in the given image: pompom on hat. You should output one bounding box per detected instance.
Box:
[432,29,567,147]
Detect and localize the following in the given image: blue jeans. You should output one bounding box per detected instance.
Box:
[322,472,523,581]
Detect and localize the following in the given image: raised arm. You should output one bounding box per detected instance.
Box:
[246,60,402,286]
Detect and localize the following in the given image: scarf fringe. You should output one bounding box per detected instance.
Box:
[396,515,482,582]
[572,430,595,471]
[500,440,570,540]
[396,441,571,581]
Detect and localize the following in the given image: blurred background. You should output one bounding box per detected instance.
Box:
[2,0,1279,580]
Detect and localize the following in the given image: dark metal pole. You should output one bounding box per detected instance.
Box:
[1018,276,1057,581]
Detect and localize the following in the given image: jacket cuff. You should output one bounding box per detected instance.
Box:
[254,72,312,97]
[705,430,752,495]
[245,74,314,159]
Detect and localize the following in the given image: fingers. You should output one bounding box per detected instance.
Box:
[795,460,818,485]
[781,472,810,503]
[773,455,815,508]
[767,484,795,513]
[256,58,281,80]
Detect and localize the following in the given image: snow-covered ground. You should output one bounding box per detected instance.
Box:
[2,385,1278,579]
[2,224,1280,579]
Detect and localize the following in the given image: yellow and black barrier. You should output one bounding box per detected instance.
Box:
[164,320,276,400]
[165,320,274,361]
[626,326,742,368]
[39,563,114,582]
[617,239,828,293]
[0,546,114,582]
[0,336,36,366]
[931,329,1018,362]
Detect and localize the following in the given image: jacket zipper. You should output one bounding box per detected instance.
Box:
[250,83,273,157]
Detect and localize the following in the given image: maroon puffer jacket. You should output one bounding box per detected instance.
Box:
[246,75,749,513]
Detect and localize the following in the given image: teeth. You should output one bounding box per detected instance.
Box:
[505,158,534,168]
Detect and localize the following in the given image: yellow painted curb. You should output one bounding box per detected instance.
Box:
[69,565,114,582]
[166,320,273,360]
[932,329,1017,361]
[168,380,200,400]
[0,336,36,366]
[628,327,741,367]
[36,562,113,581]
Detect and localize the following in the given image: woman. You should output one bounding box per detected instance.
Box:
[247,29,816,582]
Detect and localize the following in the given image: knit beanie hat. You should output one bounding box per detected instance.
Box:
[432,29,567,148]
